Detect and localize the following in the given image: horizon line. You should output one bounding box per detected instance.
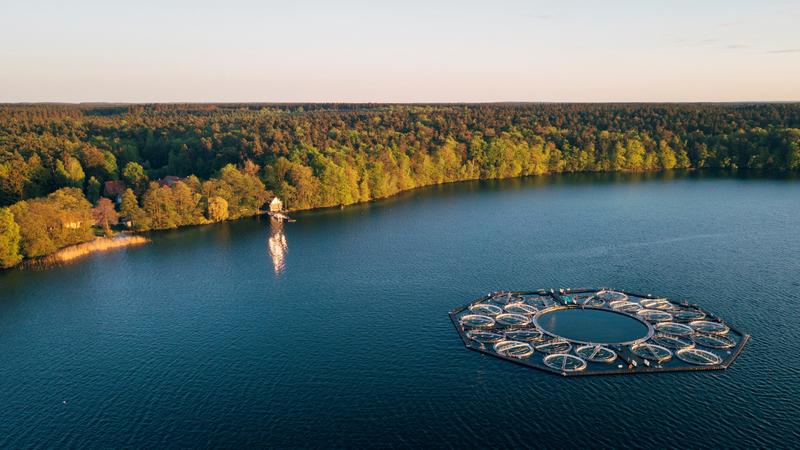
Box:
[3,100,800,106]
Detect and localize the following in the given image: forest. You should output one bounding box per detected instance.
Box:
[1,103,800,268]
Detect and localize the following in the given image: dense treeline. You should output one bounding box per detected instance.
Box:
[1,103,799,267]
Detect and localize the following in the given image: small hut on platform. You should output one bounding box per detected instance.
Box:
[269,197,284,213]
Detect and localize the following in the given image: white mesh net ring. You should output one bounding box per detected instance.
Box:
[493,340,534,359]
[535,339,573,354]
[543,353,587,372]
[689,320,730,335]
[495,313,531,328]
[466,329,504,344]
[575,344,617,363]
[654,322,694,337]
[692,333,736,349]
[459,314,496,329]
[631,343,673,362]
[596,290,628,302]
[637,309,673,323]
[468,303,503,316]
[504,302,538,315]
[640,298,674,310]
[676,348,723,366]
[504,329,545,342]
[672,309,706,321]
[651,333,695,350]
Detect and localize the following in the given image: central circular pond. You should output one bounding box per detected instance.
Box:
[535,307,652,345]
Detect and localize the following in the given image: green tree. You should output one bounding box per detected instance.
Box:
[142,183,180,230]
[658,140,678,170]
[122,162,148,195]
[9,188,93,258]
[785,130,800,170]
[0,207,22,268]
[55,156,85,188]
[87,176,102,204]
[171,181,202,226]
[120,188,151,231]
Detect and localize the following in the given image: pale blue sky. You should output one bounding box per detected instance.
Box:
[1,0,798,102]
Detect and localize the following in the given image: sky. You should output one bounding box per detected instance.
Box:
[1,0,799,103]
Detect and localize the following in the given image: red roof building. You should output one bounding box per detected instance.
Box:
[103,180,127,199]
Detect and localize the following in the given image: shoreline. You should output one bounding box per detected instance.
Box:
[7,168,797,272]
[20,235,150,270]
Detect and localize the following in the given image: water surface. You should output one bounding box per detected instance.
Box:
[1,171,799,447]
[536,308,650,344]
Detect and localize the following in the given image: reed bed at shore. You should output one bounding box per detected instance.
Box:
[22,235,149,269]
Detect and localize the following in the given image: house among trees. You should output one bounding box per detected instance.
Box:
[62,220,83,229]
[118,216,133,229]
[269,197,284,213]
[157,176,182,187]
[103,180,127,204]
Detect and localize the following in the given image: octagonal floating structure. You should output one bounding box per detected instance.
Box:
[449,288,749,376]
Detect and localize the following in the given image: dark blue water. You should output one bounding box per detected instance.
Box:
[1,172,799,447]
[537,308,650,344]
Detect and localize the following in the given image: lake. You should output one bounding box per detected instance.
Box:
[1,171,799,447]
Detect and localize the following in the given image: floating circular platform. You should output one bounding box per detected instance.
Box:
[637,309,673,323]
[676,348,723,365]
[459,314,495,329]
[654,322,694,337]
[672,309,706,322]
[543,353,587,372]
[689,320,730,335]
[536,339,573,354]
[468,303,503,316]
[535,307,652,345]
[575,345,617,363]
[504,329,545,342]
[692,333,736,349]
[495,313,531,328]
[493,340,534,359]
[631,343,673,362]
[504,303,538,315]
[466,329,504,344]
[651,333,694,350]
[450,288,749,377]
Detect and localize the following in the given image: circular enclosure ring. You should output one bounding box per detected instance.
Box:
[543,353,587,372]
[504,302,538,315]
[576,295,605,308]
[651,333,695,350]
[689,320,729,335]
[676,348,723,365]
[535,339,573,354]
[466,329,504,344]
[672,309,706,322]
[504,329,545,342]
[595,290,628,302]
[640,298,674,310]
[654,322,694,337]
[493,340,534,358]
[459,314,496,329]
[525,296,556,309]
[468,303,503,316]
[637,309,673,323]
[692,333,736,349]
[631,343,673,362]
[495,313,531,328]
[575,344,617,363]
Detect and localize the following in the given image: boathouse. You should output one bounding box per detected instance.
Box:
[269,197,284,213]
